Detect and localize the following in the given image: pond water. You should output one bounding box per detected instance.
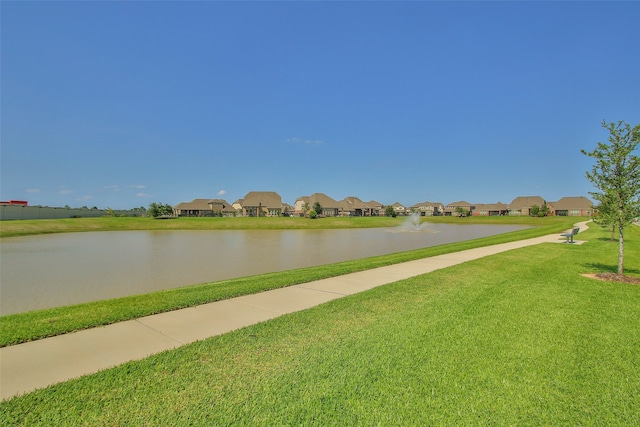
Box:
[0,224,530,315]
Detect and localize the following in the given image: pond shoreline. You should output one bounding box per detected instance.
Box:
[2,224,532,315]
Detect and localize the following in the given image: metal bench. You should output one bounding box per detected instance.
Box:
[561,227,580,243]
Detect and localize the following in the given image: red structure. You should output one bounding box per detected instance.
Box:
[0,200,28,206]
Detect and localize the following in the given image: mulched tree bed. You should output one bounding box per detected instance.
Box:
[583,273,640,285]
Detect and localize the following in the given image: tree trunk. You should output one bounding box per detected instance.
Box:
[618,223,624,275]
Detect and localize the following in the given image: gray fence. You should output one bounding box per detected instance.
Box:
[0,205,142,220]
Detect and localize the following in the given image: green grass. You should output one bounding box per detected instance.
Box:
[0,216,396,237]
[0,218,576,347]
[1,223,638,425]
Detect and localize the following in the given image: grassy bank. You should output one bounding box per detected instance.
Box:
[0,214,573,238]
[0,216,395,237]
[1,224,638,425]
[0,219,576,347]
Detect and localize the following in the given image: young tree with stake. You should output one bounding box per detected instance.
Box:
[582,120,640,275]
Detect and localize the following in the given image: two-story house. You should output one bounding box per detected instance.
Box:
[242,191,283,217]
[294,193,341,217]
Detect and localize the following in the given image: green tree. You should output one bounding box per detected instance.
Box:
[530,205,540,217]
[540,202,550,217]
[149,202,174,218]
[313,202,323,217]
[582,120,640,275]
[148,203,160,218]
[161,204,174,216]
[592,193,618,241]
[384,205,396,217]
[531,203,550,217]
[455,206,467,217]
[308,209,317,219]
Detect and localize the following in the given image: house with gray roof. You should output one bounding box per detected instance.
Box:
[365,200,384,216]
[231,199,243,214]
[409,201,444,216]
[444,201,474,216]
[281,203,294,216]
[173,198,234,217]
[471,202,509,216]
[242,191,283,217]
[507,196,546,216]
[550,196,592,216]
[391,202,407,216]
[294,193,341,217]
[339,196,370,217]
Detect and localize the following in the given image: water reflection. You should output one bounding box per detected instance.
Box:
[0,224,529,314]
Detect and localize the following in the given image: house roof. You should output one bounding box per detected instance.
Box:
[550,196,592,210]
[208,199,235,212]
[242,191,283,209]
[174,198,236,213]
[475,202,509,211]
[306,193,340,208]
[410,201,444,209]
[340,196,368,210]
[208,199,227,205]
[446,201,472,207]
[508,196,546,210]
[173,199,214,211]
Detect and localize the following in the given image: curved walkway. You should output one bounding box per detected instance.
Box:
[0,221,589,400]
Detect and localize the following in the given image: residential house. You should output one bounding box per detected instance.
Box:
[242,191,283,217]
[339,196,370,217]
[444,201,474,216]
[507,196,547,216]
[294,193,341,217]
[391,202,407,216]
[409,201,444,216]
[208,199,236,217]
[550,196,592,216]
[281,203,295,216]
[365,200,384,216]
[231,199,244,215]
[173,198,234,217]
[471,202,509,216]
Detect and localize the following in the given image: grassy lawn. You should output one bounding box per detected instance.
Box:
[0,216,398,237]
[1,223,638,425]
[0,218,575,347]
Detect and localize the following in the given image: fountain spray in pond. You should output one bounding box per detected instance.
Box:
[401,212,428,231]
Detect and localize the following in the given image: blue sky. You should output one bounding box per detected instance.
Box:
[2,1,638,209]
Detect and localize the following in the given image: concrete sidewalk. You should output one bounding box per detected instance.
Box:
[0,222,589,400]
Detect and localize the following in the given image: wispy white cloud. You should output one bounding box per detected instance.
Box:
[287,137,325,145]
[103,185,121,192]
[129,184,146,189]
[77,195,93,202]
[218,189,226,196]
[136,192,152,198]
[59,187,74,195]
